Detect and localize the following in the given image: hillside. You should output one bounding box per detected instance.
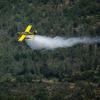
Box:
[0,0,100,99]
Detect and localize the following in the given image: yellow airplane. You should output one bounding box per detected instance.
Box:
[18,25,37,42]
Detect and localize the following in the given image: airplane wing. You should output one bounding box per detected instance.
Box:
[25,25,32,32]
[18,25,32,42]
[18,34,26,42]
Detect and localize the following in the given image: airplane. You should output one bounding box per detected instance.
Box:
[18,25,37,42]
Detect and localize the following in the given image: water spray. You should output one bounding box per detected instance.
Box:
[25,35,100,50]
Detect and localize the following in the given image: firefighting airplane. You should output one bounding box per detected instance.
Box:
[18,25,37,42]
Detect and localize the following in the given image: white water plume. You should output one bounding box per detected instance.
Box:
[25,35,100,50]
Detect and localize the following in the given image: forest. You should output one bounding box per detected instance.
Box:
[0,0,100,99]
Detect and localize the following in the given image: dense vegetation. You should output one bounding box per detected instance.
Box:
[0,0,100,99]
